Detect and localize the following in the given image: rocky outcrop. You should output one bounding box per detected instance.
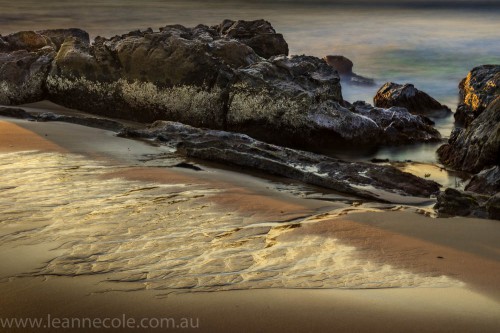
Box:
[374,82,451,117]
[0,21,443,150]
[465,166,500,196]
[324,55,375,86]
[437,95,499,173]
[120,121,441,202]
[42,22,440,149]
[435,188,499,220]
[455,65,500,126]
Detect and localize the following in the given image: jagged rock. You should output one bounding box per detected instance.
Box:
[214,19,289,58]
[455,65,500,126]
[435,188,499,220]
[374,82,451,117]
[437,96,499,173]
[324,55,375,86]
[465,166,500,196]
[350,101,441,144]
[435,188,489,218]
[0,29,90,105]
[119,121,441,202]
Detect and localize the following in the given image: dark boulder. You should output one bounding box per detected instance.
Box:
[120,121,441,202]
[437,96,500,173]
[455,65,500,126]
[374,82,451,117]
[323,55,353,75]
[435,188,490,219]
[435,188,499,220]
[214,19,289,58]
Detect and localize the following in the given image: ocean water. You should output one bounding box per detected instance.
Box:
[1,0,499,160]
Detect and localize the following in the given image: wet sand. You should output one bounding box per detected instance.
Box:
[0,116,499,332]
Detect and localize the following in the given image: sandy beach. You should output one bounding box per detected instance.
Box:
[0,109,499,332]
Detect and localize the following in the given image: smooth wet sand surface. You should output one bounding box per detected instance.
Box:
[1,117,499,332]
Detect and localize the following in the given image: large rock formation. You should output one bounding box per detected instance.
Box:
[374,82,451,117]
[437,95,499,174]
[1,21,442,150]
[455,65,500,126]
[120,121,441,202]
[323,55,375,86]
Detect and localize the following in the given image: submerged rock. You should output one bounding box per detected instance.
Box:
[324,55,375,86]
[437,95,499,174]
[120,121,441,202]
[455,65,500,126]
[374,82,451,117]
[435,188,499,220]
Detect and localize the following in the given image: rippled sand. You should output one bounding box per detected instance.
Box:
[0,150,461,291]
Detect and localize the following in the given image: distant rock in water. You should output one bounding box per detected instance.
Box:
[120,121,441,202]
[0,21,441,150]
[374,82,451,117]
[455,65,500,127]
[323,55,375,86]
